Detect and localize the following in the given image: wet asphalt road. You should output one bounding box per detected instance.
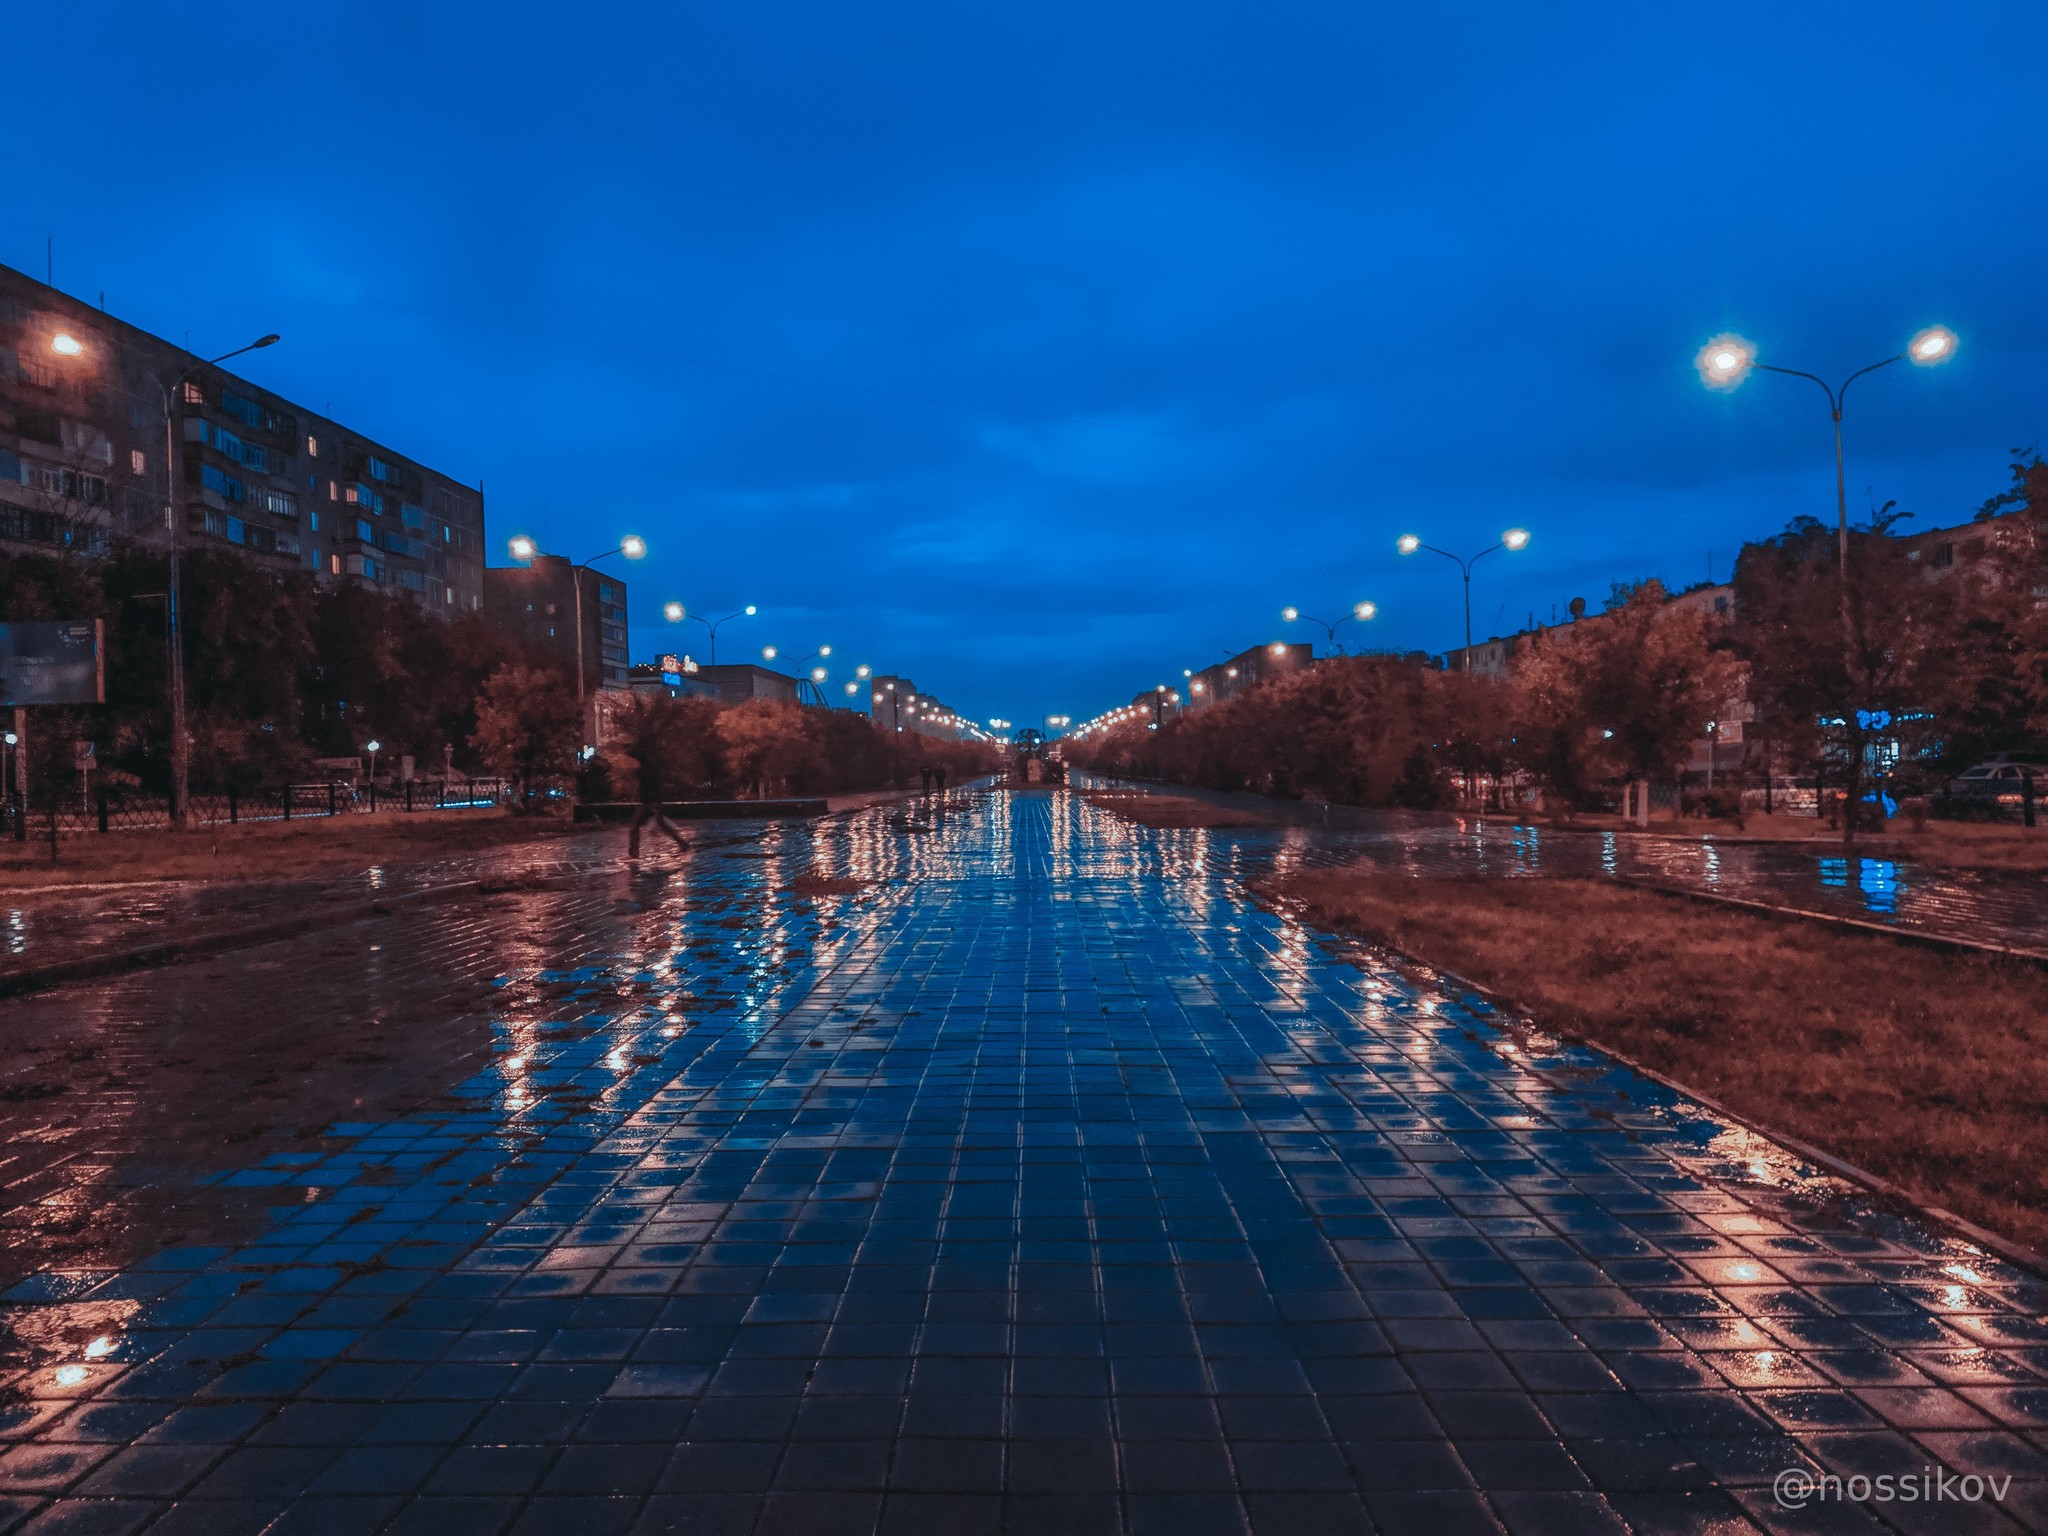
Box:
[2,788,2045,1535]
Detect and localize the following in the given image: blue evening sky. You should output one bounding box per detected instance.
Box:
[10,2,2046,727]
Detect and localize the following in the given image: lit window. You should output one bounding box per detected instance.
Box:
[328,480,338,501]
[329,553,341,574]
[307,435,319,457]
[130,449,146,475]
[181,381,204,405]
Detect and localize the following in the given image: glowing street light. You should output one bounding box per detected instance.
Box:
[1397,528,1532,670]
[506,536,646,714]
[46,326,285,827]
[1282,600,1380,653]
[366,739,383,781]
[674,603,756,663]
[1693,322,1957,848]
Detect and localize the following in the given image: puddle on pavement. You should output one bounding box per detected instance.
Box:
[0,883,640,1292]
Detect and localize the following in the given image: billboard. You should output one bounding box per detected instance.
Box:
[0,621,105,706]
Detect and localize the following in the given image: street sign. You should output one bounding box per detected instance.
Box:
[0,621,104,706]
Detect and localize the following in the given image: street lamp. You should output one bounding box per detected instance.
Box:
[669,603,756,664]
[1397,529,1530,669]
[55,329,285,826]
[156,332,281,826]
[1282,600,1379,652]
[507,534,644,717]
[1695,324,1956,845]
[366,739,382,782]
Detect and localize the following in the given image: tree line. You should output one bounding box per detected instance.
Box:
[1069,457,2048,818]
[0,542,1001,810]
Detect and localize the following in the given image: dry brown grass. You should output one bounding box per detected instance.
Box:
[1083,791,1271,829]
[0,809,591,890]
[1260,865,2048,1254]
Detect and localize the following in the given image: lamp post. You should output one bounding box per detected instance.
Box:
[1281,600,1378,654]
[508,534,644,733]
[53,328,280,827]
[366,738,382,784]
[1396,529,1530,670]
[1697,325,1956,847]
[665,603,755,665]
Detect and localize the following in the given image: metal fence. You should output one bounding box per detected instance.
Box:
[2,777,512,840]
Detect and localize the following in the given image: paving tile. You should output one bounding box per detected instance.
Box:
[3,791,2044,1533]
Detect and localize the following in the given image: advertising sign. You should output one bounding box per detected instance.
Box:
[0,621,105,706]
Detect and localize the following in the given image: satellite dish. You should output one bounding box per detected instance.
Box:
[1568,596,1587,620]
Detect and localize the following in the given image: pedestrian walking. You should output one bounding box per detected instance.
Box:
[920,765,933,795]
[625,698,690,859]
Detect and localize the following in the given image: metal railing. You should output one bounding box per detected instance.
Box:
[2,777,512,840]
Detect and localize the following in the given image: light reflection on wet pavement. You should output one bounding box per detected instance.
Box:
[2,789,2046,1535]
[1085,781,2048,957]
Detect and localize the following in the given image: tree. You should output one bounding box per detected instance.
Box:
[717,700,825,797]
[1516,580,1742,821]
[1734,515,1958,824]
[470,664,581,808]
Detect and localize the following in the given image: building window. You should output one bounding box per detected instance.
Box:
[329,480,339,501]
[181,381,204,405]
[401,502,425,530]
[1933,541,1955,569]
[368,455,391,482]
[330,553,342,574]
[130,449,146,475]
[309,511,321,531]
[306,435,319,457]
[199,464,245,502]
[261,487,297,518]
[220,390,284,432]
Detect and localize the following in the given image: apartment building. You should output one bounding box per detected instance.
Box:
[0,263,484,613]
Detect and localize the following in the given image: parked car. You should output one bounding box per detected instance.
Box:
[1946,754,2048,814]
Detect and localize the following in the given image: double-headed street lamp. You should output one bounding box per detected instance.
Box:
[507,534,645,723]
[665,602,756,664]
[1396,528,1530,670]
[51,328,282,826]
[1281,601,1378,653]
[1697,324,1956,843]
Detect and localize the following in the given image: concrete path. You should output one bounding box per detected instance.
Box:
[2,789,2044,1535]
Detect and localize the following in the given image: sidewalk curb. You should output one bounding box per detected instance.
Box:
[1256,886,2048,1284]
[0,874,578,1001]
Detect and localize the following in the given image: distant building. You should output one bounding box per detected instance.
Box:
[694,664,801,704]
[0,262,483,612]
[628,658,717,700]
[1186,642,1312,709]
[484,555,629,696]
[867,674,975,738]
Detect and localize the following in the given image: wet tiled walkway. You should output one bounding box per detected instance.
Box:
[4,790,2046,1535]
